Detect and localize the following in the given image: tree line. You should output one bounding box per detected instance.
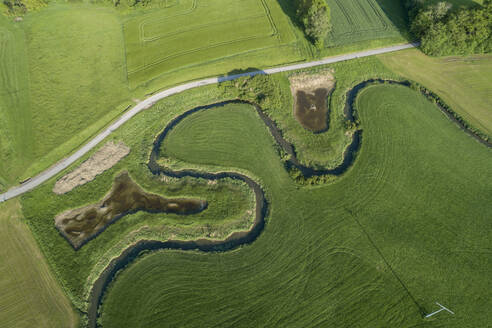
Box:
[296,0,332,48]
[407,0,492,56]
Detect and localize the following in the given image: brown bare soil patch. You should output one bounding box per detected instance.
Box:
[54,172,207,249]
[53,141,130,194]
[289,70,335,132]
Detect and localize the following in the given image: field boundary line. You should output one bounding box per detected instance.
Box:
[129,32,276,75]
[138,0,198,44]
[0,42,417,203]
[345,208,426,317]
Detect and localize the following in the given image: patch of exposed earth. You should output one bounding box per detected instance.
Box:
[53,141,130,194]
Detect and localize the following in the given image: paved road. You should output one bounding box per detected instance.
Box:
[0,42,418,203]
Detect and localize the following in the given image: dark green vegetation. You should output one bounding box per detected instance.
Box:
[296,0,332,47]
[0,0,46,15]
[55,172,207,249]
[407,0,492,56]
[101,84,492,327]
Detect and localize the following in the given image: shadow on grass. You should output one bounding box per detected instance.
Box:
[218,68,266,83]
[276,0,301,27]
[375,0,411,36]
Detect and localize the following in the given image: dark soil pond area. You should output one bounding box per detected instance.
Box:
[294,88,330,132]
[54,172,206,249]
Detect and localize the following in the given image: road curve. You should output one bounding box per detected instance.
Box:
[0,42,418,203]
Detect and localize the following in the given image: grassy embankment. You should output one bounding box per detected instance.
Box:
[101,84,492,327]
[0,199,78,328]
[1,0,409,192]
[379,49,492,136]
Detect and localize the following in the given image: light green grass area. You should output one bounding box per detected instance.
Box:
[1,5,132,187]
[1,0,411,192]
[324,0,406,47]
[101,84,492,328]
[21,5,130,175]
[124,0,301,89]
[0,15,33,190]
[162,103,280,180]
[0,199,78,327]
[379,49,492,136]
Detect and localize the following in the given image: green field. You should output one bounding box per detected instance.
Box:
[100,85,492,327]
[0,15,32,190]
[379,49,492,136]
[19,85,259,311]
[21,5,131,177]
[3,1,492,327]
[123,0,301,88]
[325,0,406,47]
[0,0,411,193]
[0,5,132,188]
[0,200,78,327]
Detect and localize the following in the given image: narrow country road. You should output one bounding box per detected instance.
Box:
[0,42,418,203]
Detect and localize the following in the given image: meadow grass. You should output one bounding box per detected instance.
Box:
[101,84,492,328]
[20,85,256,312]
[378,49,492,136]
[0,199,78,327]
[21,4,130,172]
[324,0,406,47]
[0,15,33,190]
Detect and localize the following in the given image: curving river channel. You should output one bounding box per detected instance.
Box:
[87,79,490,327]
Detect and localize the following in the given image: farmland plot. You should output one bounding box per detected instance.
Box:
[0,17,33,190]
[325,0,403,46]
[124,0,300,88]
